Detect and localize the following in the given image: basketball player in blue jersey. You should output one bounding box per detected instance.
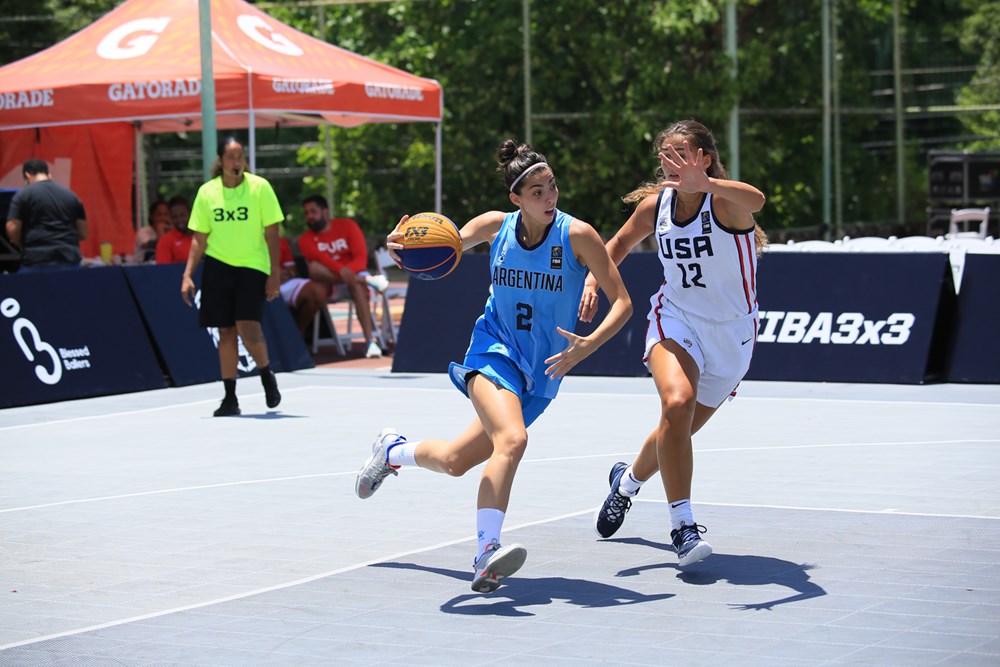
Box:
[582,120,767,567]
[355,139,632,593]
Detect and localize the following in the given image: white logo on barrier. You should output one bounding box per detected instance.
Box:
[757,311,915,346]
[1,297,93,385]
[237,15,303,56]
[193,290,256,373]
[97,18,171,60]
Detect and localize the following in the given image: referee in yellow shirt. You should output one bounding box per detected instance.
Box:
[181,136,283,416]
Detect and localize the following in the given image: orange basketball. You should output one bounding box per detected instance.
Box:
[395,212,463,280]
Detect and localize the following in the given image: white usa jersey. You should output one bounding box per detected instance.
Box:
[651,188,758,323]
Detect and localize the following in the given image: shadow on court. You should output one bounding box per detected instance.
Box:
[207,412,308,420]
[372,561,675,617]
[604,536,826,611]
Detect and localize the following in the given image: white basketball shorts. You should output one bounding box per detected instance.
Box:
[643,297,758,408]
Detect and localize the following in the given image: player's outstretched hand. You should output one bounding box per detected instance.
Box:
[544,327,592,379]
[660,139,711,194]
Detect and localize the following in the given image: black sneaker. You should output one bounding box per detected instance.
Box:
[593,461,634,538]
[261,371,281,408]
[670,523,712,566]
[213,396,241,417]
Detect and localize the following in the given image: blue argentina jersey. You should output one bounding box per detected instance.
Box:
[467,209,587,399]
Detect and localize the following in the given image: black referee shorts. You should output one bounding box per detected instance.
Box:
[198,255,268,327]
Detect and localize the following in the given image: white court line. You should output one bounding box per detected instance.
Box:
[0,507,593,651]
[634,498,1000,522]
[2,498,997,652]
[524,438,1000,463]
[0,386,327,432]
[3,438,996,514]
[4,384,998,432]
[0,472,353,514]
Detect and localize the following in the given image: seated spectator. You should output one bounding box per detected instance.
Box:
[278,235,327,337]
[297,195,383,359]
[155,195,194,264]
[133,199,171,264]
[4,159,87,272]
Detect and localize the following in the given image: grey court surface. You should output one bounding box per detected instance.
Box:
[1,367,999,666]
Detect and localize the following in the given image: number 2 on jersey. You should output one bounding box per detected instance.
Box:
[516,302,533,331]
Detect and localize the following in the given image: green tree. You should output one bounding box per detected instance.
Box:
[956,0,1000,150]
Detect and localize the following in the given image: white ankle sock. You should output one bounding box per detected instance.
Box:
[386,441,419,467]
[618,466,643,497]
[476,508,505,561]
[668,499,694,531]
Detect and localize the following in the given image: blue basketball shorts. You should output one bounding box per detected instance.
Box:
[448,352,552,427]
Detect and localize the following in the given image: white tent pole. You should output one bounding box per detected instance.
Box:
[317,3,334,212]
[435,121,442,213]
[325,126,334,212]
[134,123,145,235]
[249,109,256,172]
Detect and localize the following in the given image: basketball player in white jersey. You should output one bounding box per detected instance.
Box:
[581,119,767,566]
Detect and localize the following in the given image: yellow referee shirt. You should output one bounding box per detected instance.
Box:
[189,173,283,274]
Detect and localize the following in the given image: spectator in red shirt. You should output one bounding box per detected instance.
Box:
[155,195,194,264]
[278,235,327,337]
[297,195,382,359]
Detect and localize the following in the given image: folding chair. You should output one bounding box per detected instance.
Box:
[948,207,990,239]
[311,294,348,356]
[370,247,405,345]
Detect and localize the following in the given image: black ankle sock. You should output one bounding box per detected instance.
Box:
[223,378,237,400]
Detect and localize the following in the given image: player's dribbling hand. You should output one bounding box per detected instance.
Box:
[544,327,591,379]
[385,215,408,266]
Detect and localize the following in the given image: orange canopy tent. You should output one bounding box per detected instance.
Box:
[0,0,443,255]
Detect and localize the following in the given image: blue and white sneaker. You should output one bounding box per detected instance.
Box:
[594,462,634,538]
[355,427,403,499]
[670,523,712,566]
[471,540,527,594]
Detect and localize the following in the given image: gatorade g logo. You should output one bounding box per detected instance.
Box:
[237,15,303,56]
[1,297,62,385]
[97,18,171,60]
[757,311,916,345]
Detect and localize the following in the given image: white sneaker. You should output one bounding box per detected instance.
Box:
[471,540,527,594]
[365,340,382,359]
[355,427,404,499]
[365,274,389,293]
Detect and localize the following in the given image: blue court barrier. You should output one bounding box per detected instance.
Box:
[746,253,954,384]
[0,267,166,408]
[945,254,1000,383]
[392,253,491,374]
[393,251,958,384]
[123,263,313,387]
